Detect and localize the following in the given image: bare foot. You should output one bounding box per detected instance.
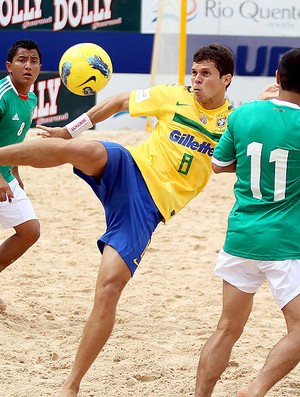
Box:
[0,298,7,312]
[237,387,252,397]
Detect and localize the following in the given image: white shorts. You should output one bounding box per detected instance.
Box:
[215,249,300,309]
[0,178,38,229]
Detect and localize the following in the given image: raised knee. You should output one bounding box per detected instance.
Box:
[21,220,40,246]
[73,141,107,177]
[28,225,40,245]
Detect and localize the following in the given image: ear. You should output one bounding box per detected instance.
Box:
[5,61,12,73]
[222,74,232,86]
[275,70,280,85]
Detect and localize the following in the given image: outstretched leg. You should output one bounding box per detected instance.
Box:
[195,281,254,397]
[237,294,300,397]
[0,138,108,178]
[61,244,132,397]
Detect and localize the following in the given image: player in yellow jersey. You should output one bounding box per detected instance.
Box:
[0,44,234,396]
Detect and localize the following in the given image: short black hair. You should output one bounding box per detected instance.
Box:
[7,39,42,63]
[193,44,234,79]
[278,48,300,93]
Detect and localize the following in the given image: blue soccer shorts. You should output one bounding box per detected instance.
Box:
[74,141,163,276]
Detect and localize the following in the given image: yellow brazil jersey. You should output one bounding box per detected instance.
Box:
[127,84,234,222]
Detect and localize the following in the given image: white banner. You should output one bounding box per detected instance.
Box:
[142,0,300,37]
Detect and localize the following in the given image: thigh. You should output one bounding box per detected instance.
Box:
[220,280,254,332]
[0,179,37,229]
[96,244,132,291]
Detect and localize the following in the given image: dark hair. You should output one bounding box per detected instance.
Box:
[7,39,42,63]
[278,48,300,93]
[193,44,234,79]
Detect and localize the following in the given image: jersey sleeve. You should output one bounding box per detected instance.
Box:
[0,95,6,119]
[212,109,238,165]
[129,85,172,118]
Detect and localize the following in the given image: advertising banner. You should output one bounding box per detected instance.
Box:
[0,0,141,32]
[0,72,95,127]
[141,0,300,77]
[142,0,300,37]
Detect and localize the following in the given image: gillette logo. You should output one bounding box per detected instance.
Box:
[169,130,214,156]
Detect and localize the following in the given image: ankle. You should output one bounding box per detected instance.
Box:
[61,379,80,397]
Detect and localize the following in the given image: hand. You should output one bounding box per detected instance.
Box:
[258,83,279,100]
[36,125,72,139]
[0,179,14,203]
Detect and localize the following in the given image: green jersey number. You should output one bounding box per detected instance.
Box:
[178,153,194,175]
[247,142,288,201]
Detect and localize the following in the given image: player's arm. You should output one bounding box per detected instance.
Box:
[11,166,24,189]
[212,140,237,174]
[87,91,130,123]
[36,91,130,139]
[258,83,279,100]
[211,158,236,174]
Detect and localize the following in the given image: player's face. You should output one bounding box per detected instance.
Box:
[6,48,41,94]
[191,60,231,109]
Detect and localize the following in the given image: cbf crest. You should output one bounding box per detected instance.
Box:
[199,114,208,124]
[217,115,227,128]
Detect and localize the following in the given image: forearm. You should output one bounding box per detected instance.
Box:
[86,92,130,124]
[12,166,24,188]
[65,91,130,138]
[11,166,19,177]
[36,91,131,139]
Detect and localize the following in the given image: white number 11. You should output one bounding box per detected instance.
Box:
[247,142,288,201]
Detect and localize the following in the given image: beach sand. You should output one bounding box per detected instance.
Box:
[0,129,299,396]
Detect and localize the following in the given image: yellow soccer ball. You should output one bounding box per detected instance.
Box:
[59,43,113,96]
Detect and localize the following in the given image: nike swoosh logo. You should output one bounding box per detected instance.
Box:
[77,76,96,87]
[176,101,190,106]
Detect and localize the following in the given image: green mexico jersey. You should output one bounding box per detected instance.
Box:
[0,76,37,182]
[213,99,300,260]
